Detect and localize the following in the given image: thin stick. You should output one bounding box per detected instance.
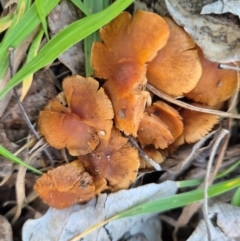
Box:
[126,135,161,171]
[202,129,229,241]
[147,84,240,119]
[219,64,240,71]
[8,47,54,166]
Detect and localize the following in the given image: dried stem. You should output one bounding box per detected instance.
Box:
[8,48,54,166]
[125,134,161,171]
[147,83,240,119]
[202,129,229,241]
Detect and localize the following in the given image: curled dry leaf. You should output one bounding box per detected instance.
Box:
[38,76,114,156]
[180,103,219,143]
[184,47,238,106]
[91,10,170,136]
[147,17,202,97]
[138,101,183,149]
[79,128,140,191]
[48,0,84,75]
[34,160,107,209]
[165,0,240,63]
[201,0,240,19]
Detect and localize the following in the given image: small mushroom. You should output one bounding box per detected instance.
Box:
[180,104,219,143]
[34,161,107,209]
[184,47,238,106]
[137,101,183,149]
[91,10,170,136]
[38,76,114,156]
[147,17,202,97]
[79,128,140,191]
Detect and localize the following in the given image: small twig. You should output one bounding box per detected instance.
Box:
[125,134,161,171]
[219,64,240,71]
[8,47,54,166]
[147,83,240,119]
[202,129,229,241]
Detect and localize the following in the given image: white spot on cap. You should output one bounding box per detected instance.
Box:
[99,130,106,136]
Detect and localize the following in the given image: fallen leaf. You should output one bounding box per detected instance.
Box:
[187,202,240,241]
[48,0,84,75]
[201,0,240,18]
[1,70,57,143]
[161,127,220,174]
[165,0,240,63]
[0,215,13,241]
[22,181,177,241]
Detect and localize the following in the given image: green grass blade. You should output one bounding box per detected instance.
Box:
[0,145,43,175]
[83,0,110,76]
[35,0,50,40]
[0,0,60,80]
[118,178,240,218]
[0,0,134,99]
[20,29,44,101]
[231,186,240,206]
[0,13,14,33]
[0,0,31,79]
[71,0,90,16]
[178,159,240,188]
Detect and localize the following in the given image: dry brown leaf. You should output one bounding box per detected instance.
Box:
[0,215,13,241]
[165,0,240,63]
[48,0,84,75]
[0,28,39,118]
[1,70,57,143]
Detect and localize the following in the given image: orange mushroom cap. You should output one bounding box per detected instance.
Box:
[184,48,238,106]
[91,10,170,136]
[147,17,202,97]
[139,146,166,169]
[138,113,174,149]
[103,83,150,136]
[180,104,219,143]
[34,161,107,209]
[137,101,183,149]
[38,76,114,156]
[146,101,183,140]
[79,128,140,191]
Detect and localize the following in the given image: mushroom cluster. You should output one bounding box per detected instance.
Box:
[35,10,238,209]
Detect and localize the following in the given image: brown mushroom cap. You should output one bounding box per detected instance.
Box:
[95,10,170,67]
[137,101,183,149]
[34,161,105,209]
[63,76,114,141]
[103,84,150,136]
[91,10,170,136]
[138,113,174,149]
[180,104,219,143]
[147,17,202,97]
[38,76,114,156]
[184,48,238,106]
[146,101,183,140]
[139,146,166,169]
[79,128,140,191]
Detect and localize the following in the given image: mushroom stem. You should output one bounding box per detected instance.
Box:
[125,134,161,171]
